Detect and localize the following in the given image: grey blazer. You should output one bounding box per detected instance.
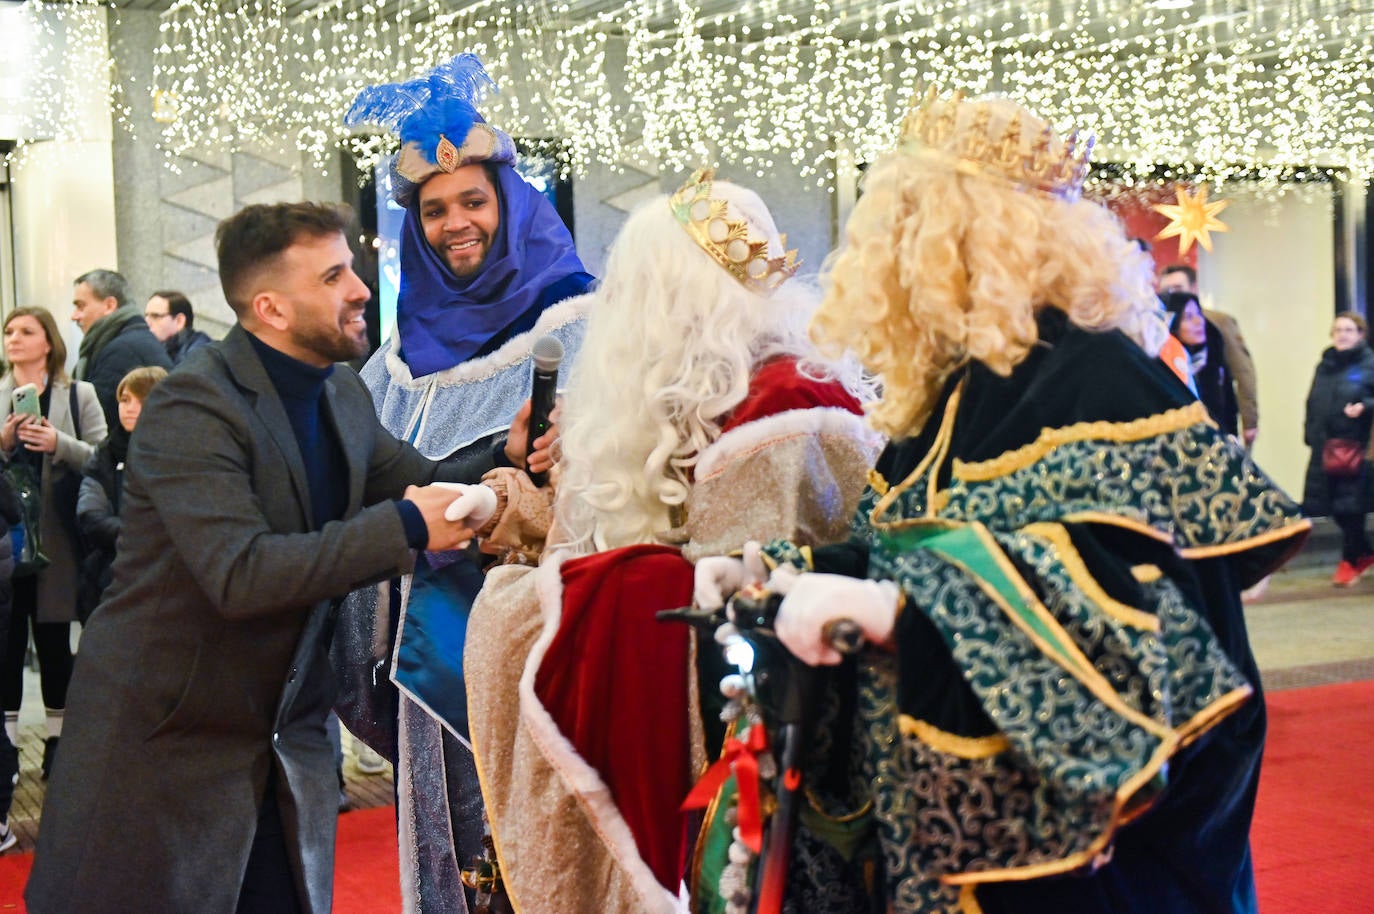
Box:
[0,375,108,622]
[27,326,445,914]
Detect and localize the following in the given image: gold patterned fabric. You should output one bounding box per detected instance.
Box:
[760,349,1308,913]
[853,519,1254,910]
[866,396,1308,592]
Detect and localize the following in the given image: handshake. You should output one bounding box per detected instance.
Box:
[692,542,901,666]
[403,482,500,551]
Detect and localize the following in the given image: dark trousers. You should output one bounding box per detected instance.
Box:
[236,774,305,914]
[1,575,71,713]
[1334,512,1373,563]
[0,576,14,822]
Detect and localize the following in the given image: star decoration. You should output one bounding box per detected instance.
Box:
[1152,184,1230,254]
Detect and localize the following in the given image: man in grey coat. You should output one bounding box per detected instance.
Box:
[26,202,528,914]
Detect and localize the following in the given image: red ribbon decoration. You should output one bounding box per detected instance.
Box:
[681,723,771,853]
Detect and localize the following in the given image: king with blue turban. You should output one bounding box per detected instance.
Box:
[334,54,593,914]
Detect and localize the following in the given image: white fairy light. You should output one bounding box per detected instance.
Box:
[4,0,129,169]
[7,0,1373,194]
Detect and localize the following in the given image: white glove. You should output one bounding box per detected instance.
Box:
[693,541,767,610]
[770,571,900,666]
[433,482,499,529]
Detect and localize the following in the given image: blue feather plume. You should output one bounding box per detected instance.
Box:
[345,54,498,166]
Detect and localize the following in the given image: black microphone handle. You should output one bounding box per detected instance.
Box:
[526,367,558,486]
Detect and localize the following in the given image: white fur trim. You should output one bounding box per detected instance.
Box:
[516,551,679,913]
[381,294,593,387]
[695,406,883,482]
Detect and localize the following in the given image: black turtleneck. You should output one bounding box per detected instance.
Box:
[246,334,347,531]
[245,334,428,547]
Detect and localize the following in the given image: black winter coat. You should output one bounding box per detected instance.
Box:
[0,470,22,582]
[1301,341,1374,516]
[1189,320,1240,437]
[82,313,174,431]
[166,328,212,366]
[75,433,127,622]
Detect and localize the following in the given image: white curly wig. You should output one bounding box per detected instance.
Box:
[554,179,868,553]
[812,94,1166,439]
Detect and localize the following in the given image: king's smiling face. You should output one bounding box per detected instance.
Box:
[419,164,501,278]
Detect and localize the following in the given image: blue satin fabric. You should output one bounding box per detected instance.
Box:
[393,552,486,739]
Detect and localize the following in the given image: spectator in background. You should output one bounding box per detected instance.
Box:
[1129,242,1194,390]
[1162,290,1240,436]
[0,469,22,853]
[76,366,169,623]
[145,290,212,366]
[70,270,173,431]
[1158,263,1259,446]
[1302,311,1374,586]
[0,307,108,781]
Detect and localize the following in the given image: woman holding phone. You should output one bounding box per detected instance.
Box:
[1302,311,1374,585]
[0,307,106,779]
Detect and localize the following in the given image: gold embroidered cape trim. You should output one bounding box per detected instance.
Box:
[868,400,1307,566]
[869,519,1257,894]
[930,524,1174,741]
[1131,564,1164,583]
[871,380,963,530]
[899,715,1012,759]
[1058,511,1176,545]
[940,736,1180,887]
[1177,518,1312,559]
[951,402,1211,482]
[1174,685,1254,749]
[1021,522,1162,633]
[805,789,874,822]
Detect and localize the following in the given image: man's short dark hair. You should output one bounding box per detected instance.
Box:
[215,202,353,317]
[153,290,195,329]
[74,269,130,309]
[1160,263,1197,286]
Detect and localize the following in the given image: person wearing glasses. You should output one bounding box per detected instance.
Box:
[144,290,212,366]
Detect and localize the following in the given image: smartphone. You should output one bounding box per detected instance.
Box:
[11,383,40,420]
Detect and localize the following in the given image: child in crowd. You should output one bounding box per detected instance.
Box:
[76,366,168,623]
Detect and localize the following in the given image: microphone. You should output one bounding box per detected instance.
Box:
[525,335,563,487]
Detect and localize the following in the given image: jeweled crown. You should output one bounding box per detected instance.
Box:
[899,86,1094,202]
[669,168,801,295]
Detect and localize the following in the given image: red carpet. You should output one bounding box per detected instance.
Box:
[1251,679,1374,913]
[0,682,1370,912]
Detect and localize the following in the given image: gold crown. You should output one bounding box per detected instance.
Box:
[669,168,801,295]
[898,86,1094,201]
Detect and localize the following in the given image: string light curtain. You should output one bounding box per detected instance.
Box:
[12,0,1374,192]
[3,0,126,152]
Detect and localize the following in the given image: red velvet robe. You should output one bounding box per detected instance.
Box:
[533,358,862,890]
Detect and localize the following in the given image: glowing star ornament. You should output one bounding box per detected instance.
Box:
[1152,184,1231,254]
